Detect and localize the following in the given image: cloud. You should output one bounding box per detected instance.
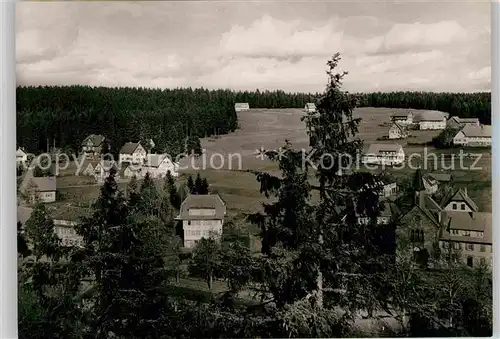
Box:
[15,2,490,93]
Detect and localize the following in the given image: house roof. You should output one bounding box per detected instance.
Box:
[459,125,492,138]
[16,148,27,157]
[48,205,91,222]
[365,143,403,155]
[17,206,33,225]
[82,134,105,146]
[448,116,461,124]
[390,122,406,132]
[392,112,410,119]
[440,211,492,244]
[30,176,57,192]
[119,142,142,155]
[427,172,452,182]
[442,188,478,212]
[418,110,446,122]
[177,194,226,220]
[95,160,119,171]
[145,154,175,168]
[458,118,479,123]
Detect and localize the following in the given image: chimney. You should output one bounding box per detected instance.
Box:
[463,187,467,195]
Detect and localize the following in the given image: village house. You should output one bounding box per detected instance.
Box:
[417,111,447,130]
[388,122,410,140]
[49,206,88,248]
[234,103,250,112]
[121,163,142,179]
[391,111,413,125]
[94,160,120,184]
[447,116,480,129]
[176,194,226,249]
[26,176,57,203]
[439,211,492,268]
[119,142,148,164]
[381,176,398,198]
[362,143,405,166]
[426,172,453,185]
[143,154,179,179]
[356,201,400,225]
[304,103,316,113]
[452,125,492,147]
[81,134,106,159]
[440,188,478,213]
[16,147,28,166]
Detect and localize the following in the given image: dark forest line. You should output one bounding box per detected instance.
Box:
[17,86,491,156]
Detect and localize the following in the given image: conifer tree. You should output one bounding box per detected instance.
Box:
[187,175,195,194]
[164,170,181,209]
[200,177,210,195]
[194,173,203,195]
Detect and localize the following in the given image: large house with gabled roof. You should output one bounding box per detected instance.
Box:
[388,122,409,140]
[176,194,226,249]
[362,143,405,166]
[453,125,492,147]
[81,134,106,159]
[119,142,147,164]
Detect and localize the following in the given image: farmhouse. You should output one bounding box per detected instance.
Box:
[119,142,147,164]
[439,211,492,268]
[452,125,492,147]
[362,143,405,166]
[27,176,57,203]
[143,154,179,179]
[391,111,413,125]
[234,103,250,112]
[447,116,480,129]
[16,147,28,166]
[94,160,120,183]
[388,122,409,140]
[304,103,316,113]
[417,111,447,130]
[49,206,88,248]
[81,134,106,158]
[176,194,226,249]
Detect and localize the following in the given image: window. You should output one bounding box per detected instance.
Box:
[461,204,466,211]
[467,256,474,268]
[463,231,470,237]
[451,229,459,235]
[442,241,449,249]
[479,258,486,266]
[466,243,474,251]
[480,244,486,252]
[453,242,461,250]
[452,203,457,210]
[187,220,191,226]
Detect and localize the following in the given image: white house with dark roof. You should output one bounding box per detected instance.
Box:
[417,111,447,130]
[391,111,413,125]
[362,143,405,166]
[26,176,57,203]
[388,122,410,140]
[234,103,250,112]
[176,194,226,249]
[453,125,492,147]
[304,103,316,113]
[119,142,147,164]
[49,206,89,248]
[81,134,106,158]
[144,154,179,178]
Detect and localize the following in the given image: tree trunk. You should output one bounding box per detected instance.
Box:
[208,273,213,290]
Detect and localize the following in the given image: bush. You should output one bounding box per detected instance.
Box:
[432,127,460,149]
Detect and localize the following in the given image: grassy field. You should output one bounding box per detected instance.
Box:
[56,107,492,218]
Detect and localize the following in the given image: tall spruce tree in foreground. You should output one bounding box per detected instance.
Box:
[75,168,175,338]
[246,53,389,335]
[164,171,181,209]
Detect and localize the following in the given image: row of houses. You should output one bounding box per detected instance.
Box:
[400,171,492,268]
[18,193,227,250]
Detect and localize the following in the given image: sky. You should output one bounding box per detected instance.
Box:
[16,1,491,93]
